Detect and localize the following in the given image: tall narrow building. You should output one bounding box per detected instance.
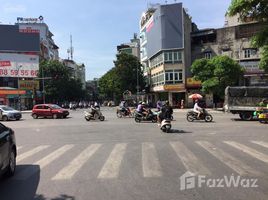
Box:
[139,3,192,106]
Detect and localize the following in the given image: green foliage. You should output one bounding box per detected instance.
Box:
[39,60,85,103]
[191,56,244,98]
[228,0,268,22]
[228,0,268,72]
[99,53,145,101]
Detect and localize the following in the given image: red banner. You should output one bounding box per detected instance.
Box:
[0,61,11,67]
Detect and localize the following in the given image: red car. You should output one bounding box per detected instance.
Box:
[32,104,69,119]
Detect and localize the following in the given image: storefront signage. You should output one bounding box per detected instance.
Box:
[19,80,40,90]
[0,89,26,95]
[186,78,202,88]
[0,53,39,78]
[17,16,44,23]
[164,84,185,91]
[0,61,11,67]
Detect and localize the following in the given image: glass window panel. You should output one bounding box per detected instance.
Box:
[165,73,169,81]
[169,73,173,80]
[174,73,178,80]
[168,52,172,60]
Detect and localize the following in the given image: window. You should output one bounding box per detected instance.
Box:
[204,52,212,59]
[165,70,183,84]
[244,49,251,58]
[36,105,43,109]
[0,123,8,133]
[44,106,50,110]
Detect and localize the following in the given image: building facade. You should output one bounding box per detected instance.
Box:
[117,34,140,60]
[16,16,59,61]
[139,3,192,106]
[62,59,86,89]
[0,24,40,109]
[191,18,268,89]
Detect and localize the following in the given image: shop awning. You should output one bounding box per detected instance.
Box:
[0,87,26,95]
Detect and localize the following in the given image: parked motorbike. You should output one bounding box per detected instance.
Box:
[84,109,105,121]
[116,107,133,118]
[160,118,172,133]
[134,109,157,123]
[186,109,213,122]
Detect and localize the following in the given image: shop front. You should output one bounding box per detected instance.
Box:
[0,87,26,109]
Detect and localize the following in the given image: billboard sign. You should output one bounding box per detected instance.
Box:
[19,80,40,90]
[0,53,39,78]
[146,3,184,59]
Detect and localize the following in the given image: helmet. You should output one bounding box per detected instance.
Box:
[139,101,142,104]
[164,100,169,105]
[142,102,146,105]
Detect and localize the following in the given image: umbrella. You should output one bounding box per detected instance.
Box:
[189,93,203,99]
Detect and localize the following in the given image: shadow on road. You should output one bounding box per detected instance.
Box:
[167,129,192,134]
[231,118,258,122]
[0,165,40,200]
[34,194,75,200]
[0,165,75,200]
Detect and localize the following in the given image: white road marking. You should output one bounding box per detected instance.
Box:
[15,144,74,180]
[17,146,23,150]
[52,144,101,180]
[17,145,50,162]
[98,143,127,179]
[142,142,162,177]
[197,141,261,176]
[251,141,268,149]
[170,141,210,175]
[224,141,268,163]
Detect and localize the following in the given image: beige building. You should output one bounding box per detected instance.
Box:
[191,20,268,87]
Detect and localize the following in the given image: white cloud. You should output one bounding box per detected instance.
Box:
[2,3,26,13]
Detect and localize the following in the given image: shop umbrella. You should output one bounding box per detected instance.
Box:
[188,93,203,99]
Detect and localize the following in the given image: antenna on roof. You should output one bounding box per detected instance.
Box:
[70,34,74,60]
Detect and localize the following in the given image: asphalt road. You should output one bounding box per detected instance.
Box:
[0,108,268,200]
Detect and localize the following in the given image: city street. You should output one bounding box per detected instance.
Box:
[0,107,268,200]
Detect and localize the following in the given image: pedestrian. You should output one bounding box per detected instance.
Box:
[180,99,184,109]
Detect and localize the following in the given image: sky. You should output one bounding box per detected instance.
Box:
[0,0,232,80]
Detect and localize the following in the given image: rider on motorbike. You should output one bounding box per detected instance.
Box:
[157,101,173,126]
[90,103,98,117]
[119,100,128,115]
[136,102,148,118]
[193,99,202,119]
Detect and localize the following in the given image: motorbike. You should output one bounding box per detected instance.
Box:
[186,108,213,122]
[116,107,133,118]
[84,109,105,121]
[134,109,158,123]
[160,118,172,133]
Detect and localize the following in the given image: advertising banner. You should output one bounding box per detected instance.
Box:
[0,53,39,77]
[19,80,40,90]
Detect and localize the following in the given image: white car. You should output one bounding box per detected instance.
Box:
[0,105,22,121]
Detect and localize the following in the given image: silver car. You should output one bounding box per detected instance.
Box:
[0,105,22,121]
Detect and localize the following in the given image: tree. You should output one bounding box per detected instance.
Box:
[39,60,85,103]
[191,56,244,98]
[99,53,145,102]
[228,0,268,71]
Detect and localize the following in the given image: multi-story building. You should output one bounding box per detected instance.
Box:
[62,59,86,89]
[117,34,140,60]
[86,78,99,101]
[139,3,192,106]
[0,24,40,109]
[16,16,59,60]
[191,16,268,89]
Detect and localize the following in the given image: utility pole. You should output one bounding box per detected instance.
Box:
[17,64,22,110]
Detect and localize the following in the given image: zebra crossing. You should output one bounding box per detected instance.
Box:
[15,140,268,181]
